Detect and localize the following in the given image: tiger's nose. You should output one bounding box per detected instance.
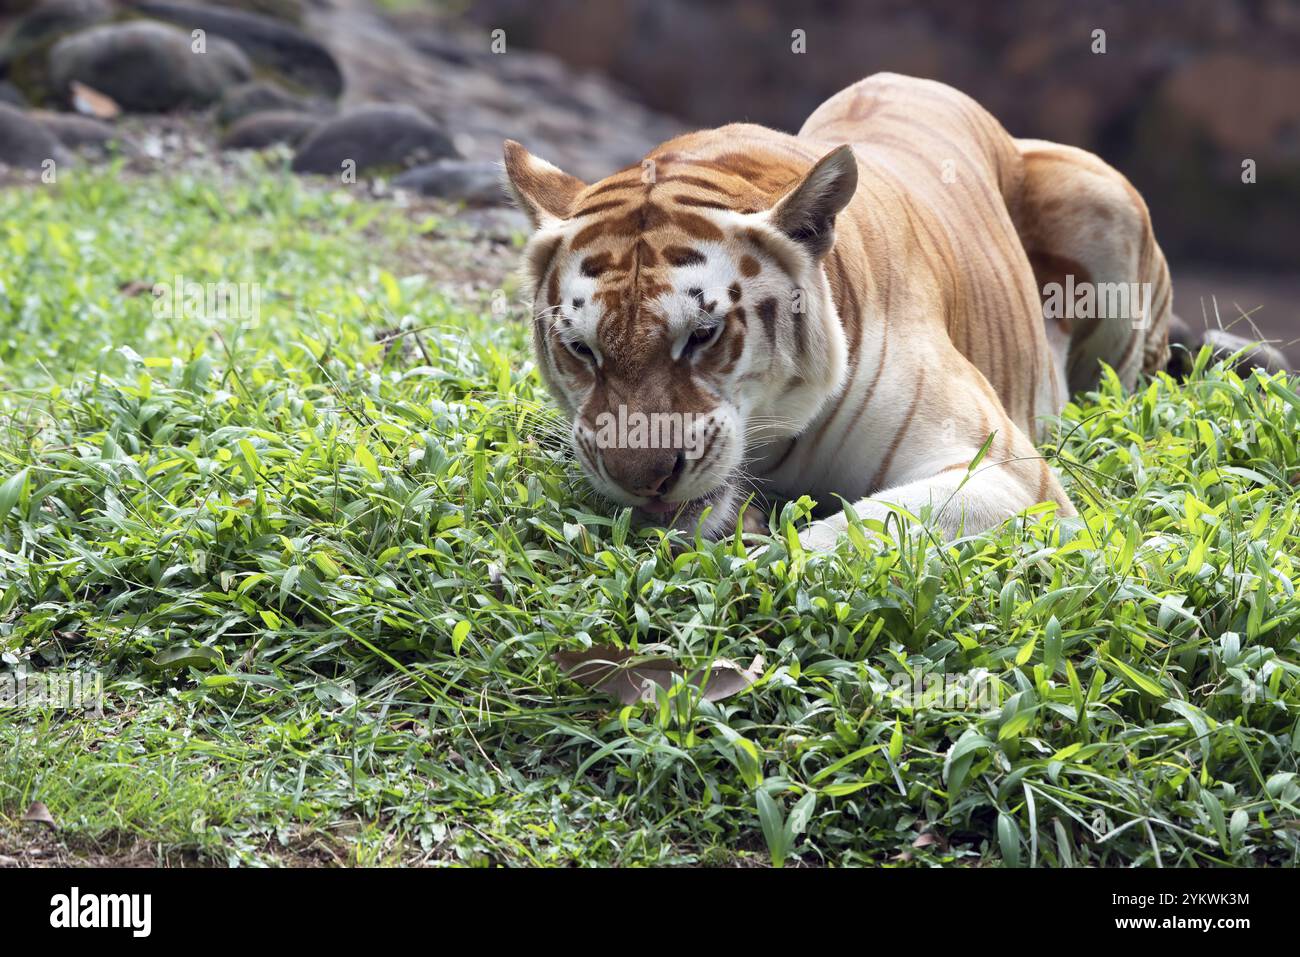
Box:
[604,447,685,499]
[635,451,686,497]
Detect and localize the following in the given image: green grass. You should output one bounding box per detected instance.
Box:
[2,158,1299,866]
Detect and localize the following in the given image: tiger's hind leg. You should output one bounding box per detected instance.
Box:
[1011,139,1172,394]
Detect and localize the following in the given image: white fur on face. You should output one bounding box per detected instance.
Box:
[558,271,599,333]
[537,221,847,538]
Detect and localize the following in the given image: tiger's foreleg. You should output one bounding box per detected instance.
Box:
[797,458,1073,550]
[794,376,1077,551]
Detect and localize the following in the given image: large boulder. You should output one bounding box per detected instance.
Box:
[219,108,318,149]
[48,20,252,111]
[0,0,115,104]
[0,0,113,71]
[134,1,343,98]
[0,102,67,169]
[291,104,457,175]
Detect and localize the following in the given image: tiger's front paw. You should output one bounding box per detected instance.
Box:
[797,517,848,552]
[797,503,919,553]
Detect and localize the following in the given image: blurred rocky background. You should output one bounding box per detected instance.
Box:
[0,0,683,178]
[1,0,1295,357]
[467,0,1300,356]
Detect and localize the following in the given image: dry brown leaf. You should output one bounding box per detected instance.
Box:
[22,801,55,828]
[553,645,765,705]
[118,280,153,297]
[911,827,948,850]
[70,81,120,120]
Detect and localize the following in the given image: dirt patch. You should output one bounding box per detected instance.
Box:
[0,821,164,868]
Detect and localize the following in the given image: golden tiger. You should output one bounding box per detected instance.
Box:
[503,72,1172,549]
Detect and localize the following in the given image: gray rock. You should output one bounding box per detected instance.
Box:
[49,21,252,112]
[1201,328,1290,376]
[212,0,304,22]
[220,109,319,150]
[305,1,686,183]
[1166,314,1291,378]
[0,81,27,106]
[457,206,532,242]
[0,102,68,170]
[30,108,123,151]
[0,0,113,72]
[392,158,506,205]
[216,79,326,126]
[291,104,457,176]
[135,1,343,98]
[409,32,481,68]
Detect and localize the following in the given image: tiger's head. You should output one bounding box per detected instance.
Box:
[504,137,857,536]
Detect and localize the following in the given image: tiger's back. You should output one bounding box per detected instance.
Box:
[799,72,1064,436]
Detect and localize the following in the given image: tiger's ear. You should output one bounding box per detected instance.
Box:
[769,144,858,258]
[503,140,587,228]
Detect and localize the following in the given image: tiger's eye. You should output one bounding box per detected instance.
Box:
[686,323,722,354]
[566,339,596,362]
